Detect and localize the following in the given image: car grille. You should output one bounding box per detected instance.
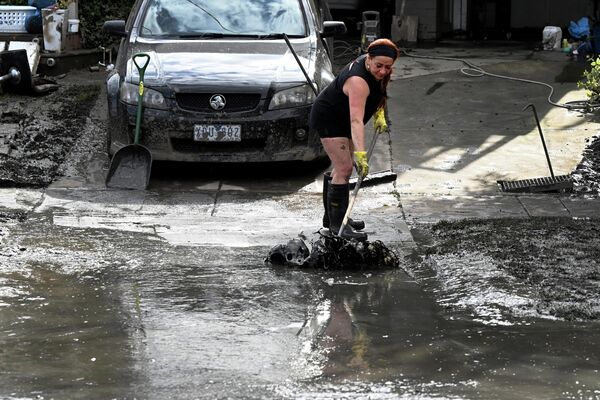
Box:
[176,93,262,112]
[171,138,266,153]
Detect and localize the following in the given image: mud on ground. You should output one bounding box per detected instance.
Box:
[572,134,600,197]
[0,80,101,187]
[407,217,600,323]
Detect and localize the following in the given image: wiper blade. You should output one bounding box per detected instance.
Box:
[178,33,224,38]
[176,32,304,39]
[257,33,304,39]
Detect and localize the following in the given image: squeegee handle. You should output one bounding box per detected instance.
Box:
[132,53,150,145]
[282,33,318,96]
[338,131,381,236]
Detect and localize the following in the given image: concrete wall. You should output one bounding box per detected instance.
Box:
[396,0,438,40]
[511,0,592,28]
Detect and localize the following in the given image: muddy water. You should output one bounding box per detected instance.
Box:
[1,234,599,399]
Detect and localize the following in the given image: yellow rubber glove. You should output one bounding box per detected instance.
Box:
[354,151,369,178]
[373,108,388,134]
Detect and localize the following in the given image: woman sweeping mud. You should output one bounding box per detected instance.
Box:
[310,38,399,241]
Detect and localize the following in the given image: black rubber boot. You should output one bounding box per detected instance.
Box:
[322,172,365,230]
[327,183,368,242]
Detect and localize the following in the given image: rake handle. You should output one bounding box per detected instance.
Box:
[524,103,554,178]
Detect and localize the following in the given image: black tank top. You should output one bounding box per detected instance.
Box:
[309,54,384,134]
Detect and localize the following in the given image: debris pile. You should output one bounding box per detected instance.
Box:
[571,134,600,197]
[266,231,400,270]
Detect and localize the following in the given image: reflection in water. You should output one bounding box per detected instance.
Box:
[290,270,600,399]
[321,300,370,372]
[303,270,441,382]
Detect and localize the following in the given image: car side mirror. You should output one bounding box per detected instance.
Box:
[103,20,128,38]
[321,21,347,38]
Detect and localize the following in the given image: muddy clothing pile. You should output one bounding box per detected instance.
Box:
[0,84,100,188]
[571,134,600,197]
[266,232,400,270]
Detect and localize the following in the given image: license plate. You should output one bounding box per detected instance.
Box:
[193,124,241,142]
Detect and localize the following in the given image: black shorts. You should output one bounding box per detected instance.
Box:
[315,127,351,139]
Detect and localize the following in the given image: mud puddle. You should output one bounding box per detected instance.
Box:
[1,218,600,399]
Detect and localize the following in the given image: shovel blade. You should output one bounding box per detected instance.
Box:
[106,145,152,190]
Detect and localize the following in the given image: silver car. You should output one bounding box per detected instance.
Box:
[104,0,346,163]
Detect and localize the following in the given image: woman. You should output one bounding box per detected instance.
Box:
[310,38,399,241]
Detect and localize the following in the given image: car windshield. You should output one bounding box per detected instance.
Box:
[139,0,307,38]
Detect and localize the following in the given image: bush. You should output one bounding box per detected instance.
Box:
[80,0,135,49]
[578,56,600,104]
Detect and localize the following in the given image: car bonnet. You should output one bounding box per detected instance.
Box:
[126,41,315,92]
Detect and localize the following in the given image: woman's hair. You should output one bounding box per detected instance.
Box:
[367,38,400,108]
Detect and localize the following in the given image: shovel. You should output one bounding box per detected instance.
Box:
[106,53,153,190]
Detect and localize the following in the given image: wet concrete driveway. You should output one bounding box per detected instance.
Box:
[1,45,600,399]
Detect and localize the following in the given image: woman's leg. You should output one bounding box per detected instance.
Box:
[321,137,353,184]
[320,137,367,241]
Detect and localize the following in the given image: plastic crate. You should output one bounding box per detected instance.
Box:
[0,6,37,33]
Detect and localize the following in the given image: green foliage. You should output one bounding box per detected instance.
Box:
[79,0,135,49]
[578,56,600,104]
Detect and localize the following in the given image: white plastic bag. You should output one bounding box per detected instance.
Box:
[542,26,562,50]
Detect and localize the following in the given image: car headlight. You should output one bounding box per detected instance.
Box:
[268,84,316,110]
[119,81,168,110]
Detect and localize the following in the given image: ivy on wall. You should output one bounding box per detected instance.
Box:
[80,0,135,49]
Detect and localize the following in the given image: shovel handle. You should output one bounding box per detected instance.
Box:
[132,53,150,145]
[133,53,150,81]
